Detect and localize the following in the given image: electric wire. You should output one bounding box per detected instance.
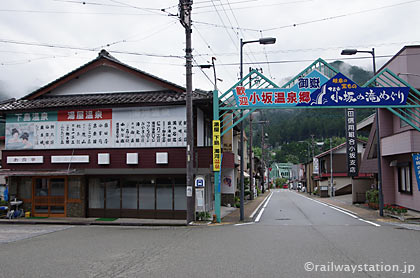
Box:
[192,25,236,81]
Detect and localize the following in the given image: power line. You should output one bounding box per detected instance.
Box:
[93,19,178,50]
[222,0,264,69]
[194,0,312,13]
[193,0,420,32]
[192,41,420,57]
[194,0,257,10]
[0,39,184,59]
[192,25,236,81]
[213,53,420,66]
[209,0,239,52]
[0,9,159,16]
[263,0,420,31]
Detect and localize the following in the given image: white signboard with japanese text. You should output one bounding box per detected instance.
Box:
[5,106,187,150]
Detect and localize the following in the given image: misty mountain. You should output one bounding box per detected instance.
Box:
[251,61,374,147]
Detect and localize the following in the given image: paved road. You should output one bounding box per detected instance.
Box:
[0,189,418,278]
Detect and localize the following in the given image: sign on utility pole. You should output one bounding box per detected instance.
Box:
[179,0,195,224]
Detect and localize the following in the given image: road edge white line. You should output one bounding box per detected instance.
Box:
[295,192,380,227]
[250,191,273,218]
[254,191,274,223]
[254,208,265,222]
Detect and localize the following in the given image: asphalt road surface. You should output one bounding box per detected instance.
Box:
[0,189,418,278]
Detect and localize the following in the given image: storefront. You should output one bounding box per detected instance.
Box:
[0,50,215,220]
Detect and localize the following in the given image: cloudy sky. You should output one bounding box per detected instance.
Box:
[0,0,419,98]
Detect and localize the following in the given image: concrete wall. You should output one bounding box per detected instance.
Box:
[352,178,373,203]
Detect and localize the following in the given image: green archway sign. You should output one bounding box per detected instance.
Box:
[212,58,420,223]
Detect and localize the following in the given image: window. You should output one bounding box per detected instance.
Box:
[122,180,137,209]
[89,178,104,209]
[18,177,32,199]
[68,177,81,199]
[105,179,120,209]
[174,178,187,210]
[398,163,412,194]
[139,180,154,210]
[50,178,65,196]
[156,178,172,210]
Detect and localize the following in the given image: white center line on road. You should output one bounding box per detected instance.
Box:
[295,192,381,227]
[254,191,274,223]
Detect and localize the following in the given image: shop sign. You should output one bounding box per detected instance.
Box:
[5,106,187,150]
[346,108,358,176]
[7,156,44,164]
[313,157,319,175]
[233,70,409,108]
[412,153,420,191]
[212,120,221,171]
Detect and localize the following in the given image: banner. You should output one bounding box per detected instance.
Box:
[412,154,420,191]
[233,70,409,108]
[5,106,187,150]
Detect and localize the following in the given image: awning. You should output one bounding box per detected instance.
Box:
[0,169,83,176]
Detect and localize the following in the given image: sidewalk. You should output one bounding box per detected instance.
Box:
[221,190,270,223]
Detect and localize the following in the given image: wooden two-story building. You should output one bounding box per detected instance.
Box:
[0,50,219,220]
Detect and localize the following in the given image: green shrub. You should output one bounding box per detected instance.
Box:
[366,189,379,204]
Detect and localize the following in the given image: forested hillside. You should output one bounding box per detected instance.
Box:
[250,61,374,163]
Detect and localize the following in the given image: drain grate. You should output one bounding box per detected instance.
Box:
[275,218,291,221]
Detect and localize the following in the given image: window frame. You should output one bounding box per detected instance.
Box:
[398,162,412,194]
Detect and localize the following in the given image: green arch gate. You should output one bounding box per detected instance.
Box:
[212,58,420,223]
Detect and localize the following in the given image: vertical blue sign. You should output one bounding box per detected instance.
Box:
[412,153,420,191]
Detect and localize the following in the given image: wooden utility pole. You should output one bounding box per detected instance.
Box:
[179,0,194,223]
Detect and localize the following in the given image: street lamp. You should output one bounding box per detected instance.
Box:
[239,37,276,221]
[341,48,383,216]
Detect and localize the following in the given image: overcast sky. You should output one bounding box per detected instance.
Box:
[0,0,419,99]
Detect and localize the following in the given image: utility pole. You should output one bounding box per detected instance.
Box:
[248,67,254,200]
[261,123,265,194]
[330,138,334,197]
[179,0,194,224]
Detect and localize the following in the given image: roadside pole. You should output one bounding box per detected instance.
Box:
[179,0,195,224]
[213,89,221,223]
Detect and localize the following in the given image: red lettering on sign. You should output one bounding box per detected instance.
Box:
[58,109,112,121]
[287,92,298,103]
[274,92,285,104]
[298,91,311,103]
[261,91,273,104]
[239,97,249,106]
[249,91,261,105]
[236,86,246,96]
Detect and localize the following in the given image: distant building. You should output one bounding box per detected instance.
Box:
[313,139,372,197]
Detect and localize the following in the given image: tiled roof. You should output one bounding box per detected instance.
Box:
[0,90,212,112]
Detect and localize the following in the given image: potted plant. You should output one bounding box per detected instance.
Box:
[366,189,379,209]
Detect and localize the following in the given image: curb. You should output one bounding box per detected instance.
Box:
[0,220,187,227]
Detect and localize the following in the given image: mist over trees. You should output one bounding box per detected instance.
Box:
[250,61,373,163]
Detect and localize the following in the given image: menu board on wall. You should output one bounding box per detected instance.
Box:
[5,106,187,150]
